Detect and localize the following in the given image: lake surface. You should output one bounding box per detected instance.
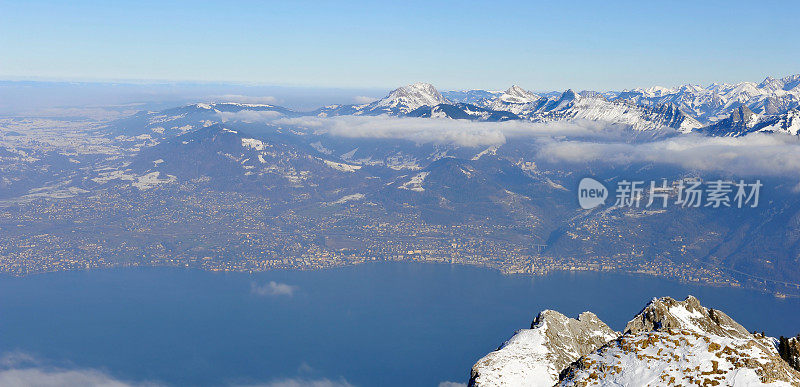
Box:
[0,263,798,386]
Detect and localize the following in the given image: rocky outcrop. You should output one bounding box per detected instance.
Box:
[471,296,800,386]
[701,105,759,136]
[623,295,751,338]
[469,310,617,386]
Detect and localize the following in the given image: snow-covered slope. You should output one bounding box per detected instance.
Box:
[471,296,800,386]
[541,95,702,132]
[469,310,617,386]
[506,90,703,132]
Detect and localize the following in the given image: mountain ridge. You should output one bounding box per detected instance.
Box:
[470,296,800,386]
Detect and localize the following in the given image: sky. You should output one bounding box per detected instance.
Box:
[1,0,799,91]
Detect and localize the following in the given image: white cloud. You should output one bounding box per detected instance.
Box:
[218,110,284,123]
[213,110,629,147]
[271,116,611,147]
[537,132,800,177]
[210,95,278,105]
[353,96,378,104]
[0,352,37,368]
[0,368,150,387]
[250,281,297,297]
[243,378,354,387]
[0,352,155,387]
[199,110,800,177]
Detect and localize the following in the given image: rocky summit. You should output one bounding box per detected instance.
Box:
[470,296,800,386]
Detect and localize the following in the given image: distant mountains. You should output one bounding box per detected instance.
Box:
[110,74,800,138]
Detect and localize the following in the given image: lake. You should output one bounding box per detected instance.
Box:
[0,263,798,386]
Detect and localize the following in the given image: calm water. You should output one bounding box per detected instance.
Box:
[0,263,798,386]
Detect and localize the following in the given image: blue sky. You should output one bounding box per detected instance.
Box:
[1,0,799,91]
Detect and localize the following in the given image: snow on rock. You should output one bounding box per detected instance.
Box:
[311,141,333,155]
[470,310,617,387]
[471,296,800,386]
[132,171,177,190]
[91,169,137,184]
[323,159,362,172]
[398,171,429,192]
[330,193,365,205]
[471,145,499,161]
[241,138,268,151]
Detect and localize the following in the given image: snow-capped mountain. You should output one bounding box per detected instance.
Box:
[471,296,800,386]
[362,82,451,115]
[313,82,452,117]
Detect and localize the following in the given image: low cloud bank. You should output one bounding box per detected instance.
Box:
[217,110,800,177]
[0,352,149,387]
[274,115,620,147]
[0,368,144,387]
[219,110,284,123]
[250,281,297,297]
[537,132,800,177]
[249,378,354,387]
[219,109,622,147]
[209,95,278,105]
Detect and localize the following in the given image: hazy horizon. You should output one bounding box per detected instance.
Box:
[3,1,800,90]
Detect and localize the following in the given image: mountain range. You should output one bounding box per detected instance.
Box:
[114,74,800,137]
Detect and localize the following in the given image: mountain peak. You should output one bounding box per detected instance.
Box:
[556,89,579,104]
[471,308,617,386]
[498,85,539,103]
[624,295,750,338]
[372,82,450,113]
